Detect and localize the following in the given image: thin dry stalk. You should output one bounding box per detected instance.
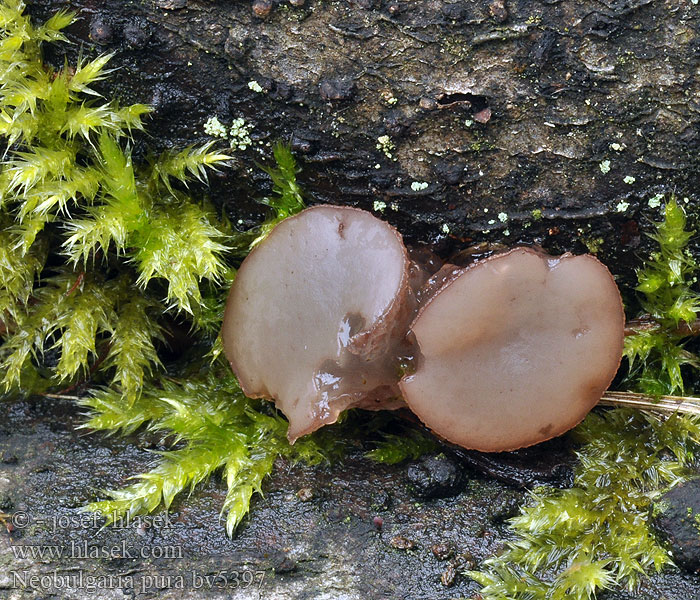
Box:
[600,390,700,417]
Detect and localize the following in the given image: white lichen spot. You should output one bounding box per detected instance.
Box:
[248,80,264,93]
[616,200,630,213]
[623,175,636,185]
[498,212,508,223]
[373,200,387,213]
[381,91,398,105]
[504,229,510,236]
[374,163,381,169]
[411,181,429,191]
[464,119,474,127]
[376,135,395,159]
[648,193,663,208]
[488,219,496,225]
[230,117,252,151]
[610,143,623,152]
[441,223,450,234]
[585,98,591,105]
[599,160,611,174]
[390,202,399,211]
[203,116,228,138]
[205,115,253,151]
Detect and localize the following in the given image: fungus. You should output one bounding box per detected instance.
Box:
[222,205,414,442]
[399,247,625,452]
[223,207,625,451]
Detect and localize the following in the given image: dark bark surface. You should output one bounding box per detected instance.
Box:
[5,1,700,598]
[2,397,700,600]
[25,0,700,287]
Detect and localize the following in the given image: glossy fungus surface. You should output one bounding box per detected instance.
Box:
[400,247,625,452]
[222,205,412,441]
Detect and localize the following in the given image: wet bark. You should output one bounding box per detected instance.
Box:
[25,0,700,288]
[2,397,700,600]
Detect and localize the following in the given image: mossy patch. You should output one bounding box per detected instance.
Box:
[0,1,322,535]
[471,198,700,599]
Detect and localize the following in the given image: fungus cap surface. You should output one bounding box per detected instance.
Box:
[222,205,411,441]
[399,247,625,452]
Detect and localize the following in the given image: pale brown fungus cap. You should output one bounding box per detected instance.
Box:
[399,247,625,452]
[222,205,412,442]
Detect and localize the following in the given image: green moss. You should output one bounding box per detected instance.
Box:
[471,196,700,599]
[0,1,319,534]
[250,141,305,247]
[81,370,331,535]
[581,236,604,254]
[78,141,311,534]
[365,428,439,465]
[624,198,700,396]
[651,499,671,519]
[470,410,700,600]
[0,2,230,399]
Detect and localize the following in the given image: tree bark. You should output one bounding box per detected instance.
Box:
[26,0,700,286]
[2,396,700,600]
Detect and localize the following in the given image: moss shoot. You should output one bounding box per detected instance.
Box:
[0,0,316,533]
[471,199,700,600]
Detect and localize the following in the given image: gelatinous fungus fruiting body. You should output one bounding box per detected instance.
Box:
[222,207,626,451]
[400,248,625,452]
[221,205,415,442]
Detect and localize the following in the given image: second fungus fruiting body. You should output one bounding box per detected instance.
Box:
[222,206,626,451]
[400,248,625,452]
[222,205,414,442]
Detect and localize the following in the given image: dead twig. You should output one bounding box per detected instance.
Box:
[600,390,700,417]
[624,314,700,337]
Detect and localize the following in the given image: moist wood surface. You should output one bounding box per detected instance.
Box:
[1,397,700,599]
[25,0,700,288]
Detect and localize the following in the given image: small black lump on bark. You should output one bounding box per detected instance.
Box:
[89,15,115,45]
[123,18,152,50]
[406,453,465,499]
